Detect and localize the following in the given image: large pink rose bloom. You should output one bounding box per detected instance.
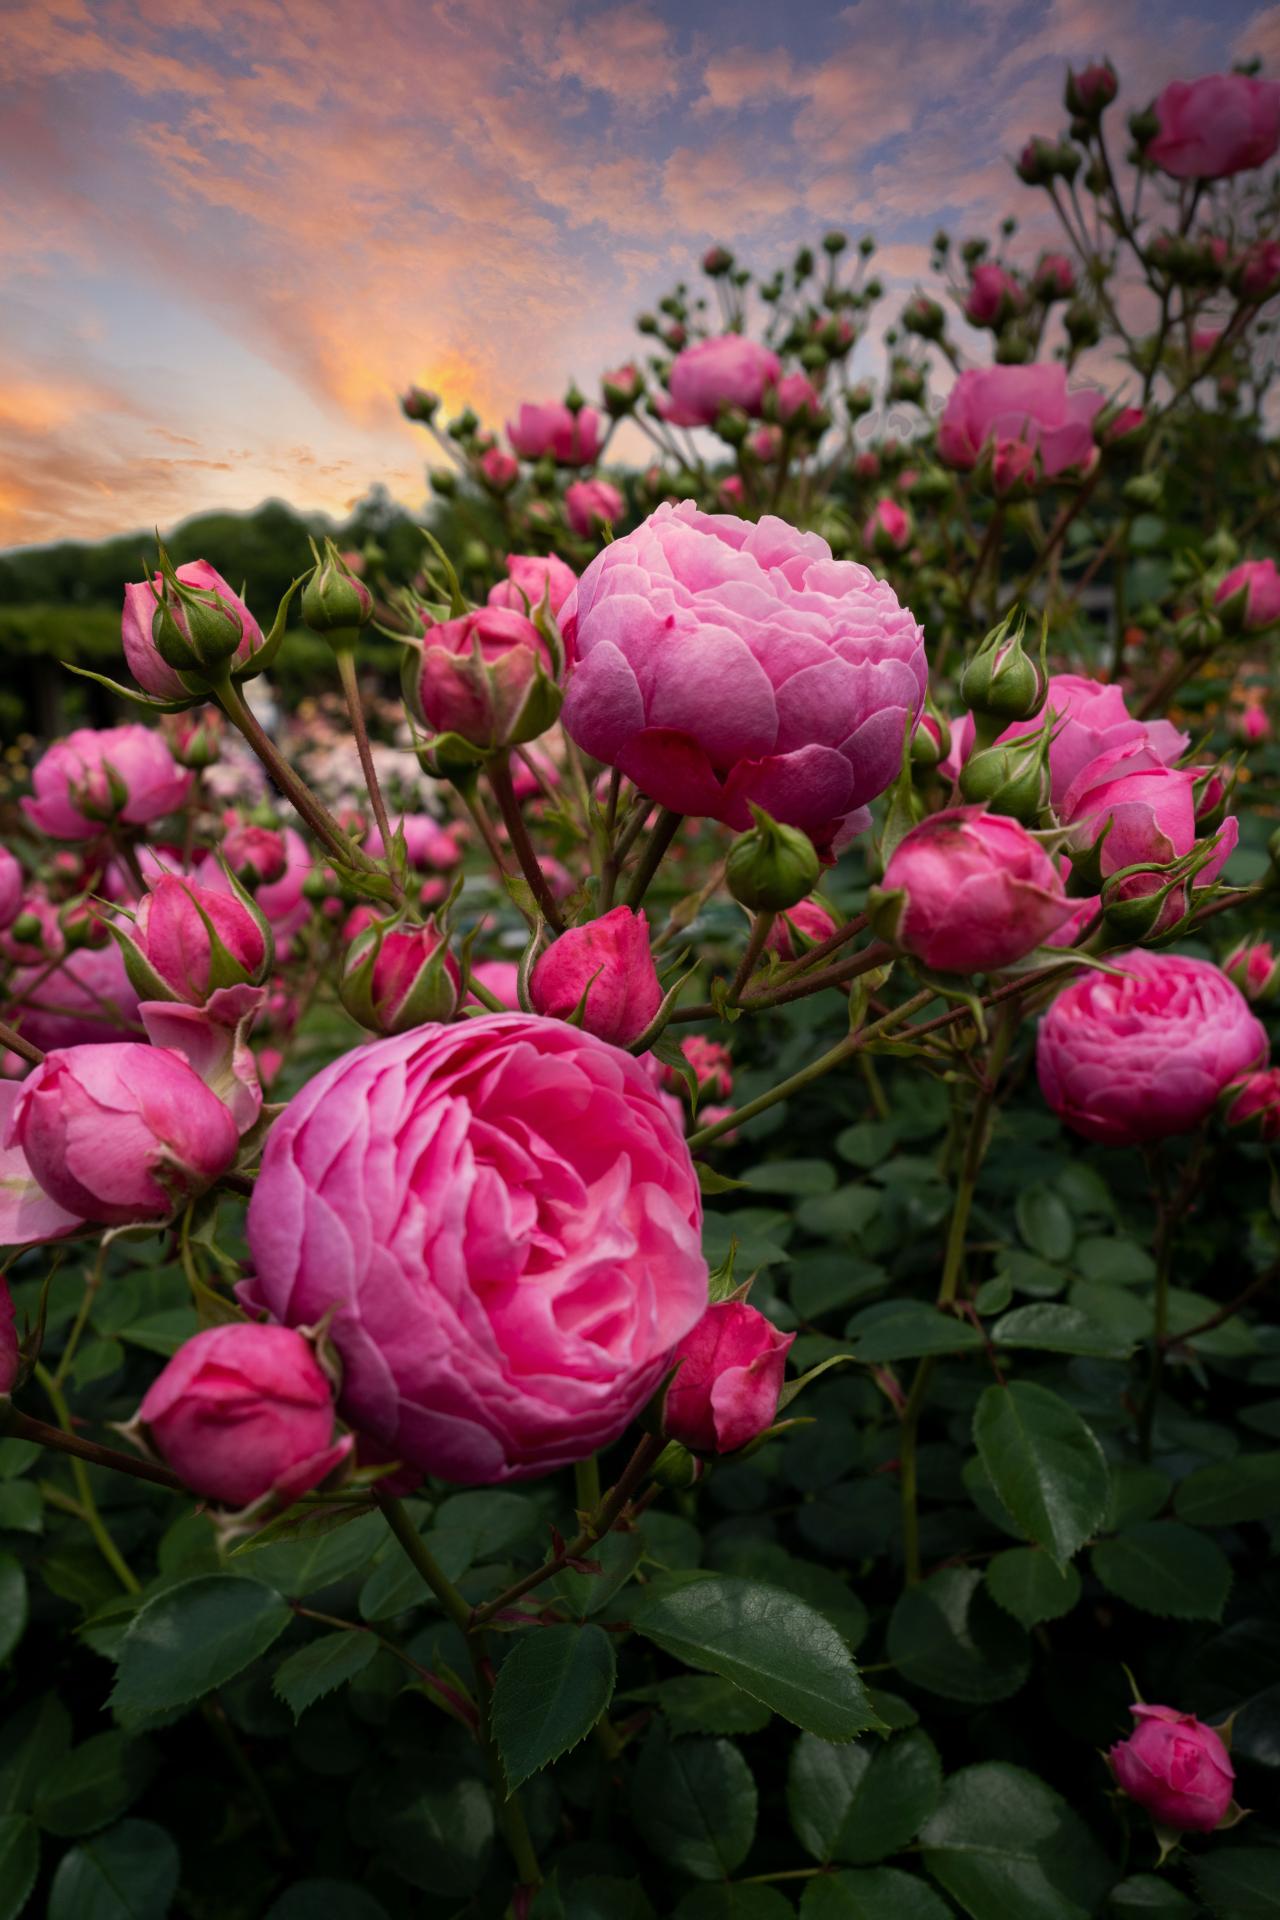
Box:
[1036,951,1266,1146]
[998,672,1187,809]
[1061,739,1236,932]
[1148,75,1280,181]
[8,942,141,1052]
[663,336,782,427]
[938,367,1104,482]
[23,727,192,841]
[507,403,601,466]
[561,501,927,848]
[245,1014,708,1484]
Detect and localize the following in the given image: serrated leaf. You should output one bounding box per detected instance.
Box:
[1091,1522,1231,1621]
[111,1576,291,1715]
[0,1815,38,1920]
[48,1818,180,1920]
[630,1731,755,1881]
[273,1631,379,1721]
[788,1727,941,1865]
[920,1762,1116,1920]
[492,1624,616,1789]
[33,1733,154,1837]
[973,1382,1110,1567]
[848,1305,984,1362]
[985,1550,1081,1629]
[624,1675,771,1737]
[886,1568,1030,1704]
[1175,1452,1280,1527]
[991,1303,1133,1358]
[232,1507,386,1594]
[1016,1186,1074,1262]
[799,1868,953,1919]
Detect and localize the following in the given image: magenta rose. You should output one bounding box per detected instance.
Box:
[222,822,287,886]
[0,1084,85,1249]
[1240,239,1280,302]
[122,560,264,701]
[1224,941,1280,1003]
[1109,1705,1235,1832]
[994,673,1187,810]
[1148,74,1280,181]
[766,897,838,960]
[341,920,461,1035]
[530,906,662,1047]
[467,959,520,1010]
[413,606,561,753]
[880,808,1073,973]
[938,366,1104,484]
[364,813,463,872]
[1033,253,1075,300]
[201,827,311,950]
[664,1301,794,1454]
[964,264,1024,328]
[8,1041,240,1224]
[137,1323,351,1508]
[772,373,825,430]
[1216,558,1280,633]
[0,1276,18,1389]
[1036,951,1267,1146]
[7,942,140,1052]
[127,873,270,1005]
[1224,1067,1280,1143]
[670,1035,733,1101]
[245,1014,708,1484]
[488,553,578,619]
[561,501,927,850]
[663,336,782,427]
[1061,739,1236,930]
[507,403,602,466]
[23,727,192,842]
[864,499,912,553]
[566,479,625,537]
[479,447,518,493]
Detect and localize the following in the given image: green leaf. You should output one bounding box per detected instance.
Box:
[1105,1466,1172,1531]
[110,1576,291,1715]
[740,1158,837,1196]
[991,1303,1133,1358]
[492,1624,616,1789]
[886,1568,1030,1704]
[48,1818,180,1920]
[632,1575,879,1741]
[0,1556,28,1662]
[631,1732,756,1881]
[563,1878,656,1920]
[348,1757,493,1896]
[1073,1238,1154,1285]
[1107,1876,1197,1916]
[973,1382,1110,1567]
[0,1816,38,1920]
[1175,1452,1280,1527]
[848,1305,984,1362]
[920,1762,1116,1920]
[675,1889,794,1920]
[799,1868,952,1919]
[551,1529,645,1618]
[264,1883,392,1920]
[1016,1186,1074,1262]
[1192,1848,1280,1917]
[234,1509,387,1596]
[33,1734,154,1838]
[1091,1522,1231,1621]
[0,1696,72,1816]
[792,1255,888,1320]
[273,1631,379,1721]
[788,1728,941,1865]
[624,1675,772,1737]
[985,1550,1081,1628]
[0,1483,42,1535]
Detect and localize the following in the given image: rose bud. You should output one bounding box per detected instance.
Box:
[565,478,625,537]
[864,498,912,555]
[664,1301,795,1454]
[466,959,520,1010]
[1224,941,1280,1003]
[161,705,223,770]
[873,808,1073,974]
[726,808,821,913]
[222,821,288,887]
[760,897,837,965]
[667,1035,733,1102]
[0,1085,86,1249]
[1108,1705,1235,1833]
[120,872,272,1005]
[1215,558,1280,634]
[478,446,519,494]
[1223,1067,1280,1143]
[0,849,23,931]
[487,553,577,619]
[401,386,440,424]
[1033,252,1075,301]
[1233,703,1271,747]
[530,906,662,1047]
[122,560,264,701]
[22,727,192,842]
[960,608,1048,742]
[340,918,462,1035]
[136,1323,352,1509]
[602,362,644,415]
[301,537,374,648]
[964,263,1024,329]
[7,1042,240,1224]
[413,606,564,755]
[507,401,602,466]
[1065,61,1118,118]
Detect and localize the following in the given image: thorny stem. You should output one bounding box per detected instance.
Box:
[728,911,776,1003]
[487,753,566,932]
[2,1400,184,1494]
[336,649,401,897]
[216,676,374,876]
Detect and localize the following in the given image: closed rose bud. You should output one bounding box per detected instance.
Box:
[23,727,191,843]
[340,919,461,1035]
[864,498,912,554]
[1215,559,1280,634]
[1223,1067,1280,1142]
[667,1035,733,1101]
[124,873,271,1004]
[766,897,839,960]
[961,610,1048,740]
[874,807,1073,973]
[1224,941,1280,1002]
[602,363,644,414]
[964,263,1024,328]
[7,1042,240,1224]
[530,906,662,1047]
[0,849,22,931]
[413,606,563,753]
[136,1323,352,1508]
[507,402,602,465]
[727,808,821,912]
[222,821,288,887]
[565,479,624,537]
[301,538,374,647]
[1066,61,1118,117]
[401,386,440,423]
[160,704,223,770]
[1109,1705,1235,1832]
[479,446,519,494]
[122,561,263,701]
[488,553,578,619]
[664,1301,795,1454]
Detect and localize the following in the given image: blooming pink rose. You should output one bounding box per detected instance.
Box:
[561,501,927,850]
[1224,941,1280,1003]
[129,873,269,1005]
[245,1015,708,1483]
[467,959,520,1009]
[0,1084,85,1248]
[864,499,911,552]
[138,1324,351,1508]
[341,920,461,1035]
[663,336,782,427]
[1061,740,1236,930]
[670,1035,733,1101]
[0,850,22,931]
[23,727,192,842]
[507,403,602,466]
[1109,1705,1235,1832]
[7,942,140,1053]
[881,808,1074,973]
[1216,559,1280,633]
[566,479,625,537]
[964,264,1024,328]
[938,367,1104,484]
[488,553,578,619]
[1036,951,1267,1146]
[414,606,560,753]
[222,822,287,886]
[749,425,783,463]
[122,560,264,701]
[530,906,661,1046]
[1224,1067,1280,1143]
[664,1301,794,1454]
[997,673,1187,809]
[8,1042,240,1224]
[479,446,519,492]
[766,897,838,959]
[1148,74,1280,181]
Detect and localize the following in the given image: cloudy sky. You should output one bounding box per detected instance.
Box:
[2,0,1274,548]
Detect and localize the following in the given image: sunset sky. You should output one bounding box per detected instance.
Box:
[2,0,1275,549]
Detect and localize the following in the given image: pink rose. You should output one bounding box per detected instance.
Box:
[201,826,311,950]
[766,897,838,960]
[749,425,783,463]
[880,808,1073,973]
[414,606,560,752]
[561,501,927,851]
[1061,740,1236,931]
[222,822,287,886]
[964,264,1024,328]
[854,450,880,481]
[1033,253,1074,299]
[1239,239,1280,302]
[122,560,263,701]
[8,1042,240,1224]
[1224,941,1280,1003]
[1036,951,1267,1145]
[664,1301,794,1454]
[507,403,602,466]
[1148,74,1280,181]
[1216,559,1280,633]
[365,813,462,872]
[1067,62,1118,116]
[864,498,912,553]
[773,373,825,430]
[603,363,644,410]
[0,1084,85,1248]
[1224,1067,1280,1143]
[719,475,745,507]
[996,673,1187,810]
[0,850,22,930]
[566,479,625,537]
[22,727,192,842]
[1109,1705,1235,1832]
[127,873,270,1005]
[479,446,519,493]
[138,1323,351,1508]
[530,906,661,1046]
[245,1014,708,1483]
[7,942,140,1052]
[467,959,520,1009]
[938,366,1104,484]
[1234,703,1271,745]
[663,336,782,427]
[670,1035,732,1101]
[341,920,461,1035]
[488,553,578,619]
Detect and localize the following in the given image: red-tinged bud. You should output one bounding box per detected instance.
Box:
[339,917,462,1035]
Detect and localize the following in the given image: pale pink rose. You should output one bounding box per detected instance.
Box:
[244,1014,708,1483]
[530,906,661,1046]
[766,897,838,959]
[964,264,1024,327]
[0,850,23,930]
[864,499,911,552]
[1036,951,1266,1145]
[664,1301,794,1454]
[663,336,782,427]
[1223,1067,1280,1143]
[1148,74,1280,181]
[488,553,578,618]
[122,560,263,701]
[881,808,1073,973]
[7,942,140,1052]
[129,874,269,1004]
[560,501,927,852]
[566,479,625,537]
[22,727,192,842]
[996,673,1188,809]
[1109,1706,1235,1831]
[507,403,602,465]
[938,366,1104,483]
[0,1084,85,1248]
[1216,559,1280,633]
[138,1323,351,1508]
[8,1042,240,1224]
